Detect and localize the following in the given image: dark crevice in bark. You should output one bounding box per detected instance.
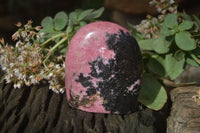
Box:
[101,118,107,133]
[52,95,63,127]
[42,121,48,133]
[44,90,53,112]
[15,88,31,115]
[91,113,95,129]
[4,83,13,100]
[16,114,29,133]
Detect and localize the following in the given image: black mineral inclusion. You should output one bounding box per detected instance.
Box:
[75,29,142,114]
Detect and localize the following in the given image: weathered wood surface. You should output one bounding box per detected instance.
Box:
[167,86,200,133]
[0,77,155,133]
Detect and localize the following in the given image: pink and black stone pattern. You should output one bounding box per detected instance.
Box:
[65,21,142,114]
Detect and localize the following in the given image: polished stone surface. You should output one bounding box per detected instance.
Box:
[65,21,142,114]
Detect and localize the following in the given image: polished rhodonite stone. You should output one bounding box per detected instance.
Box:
[65,21,142,114]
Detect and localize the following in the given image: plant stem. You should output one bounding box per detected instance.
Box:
[41,33,66,47]
[43,36,68,66]
[192,34,200,37]
[189,52,200,65]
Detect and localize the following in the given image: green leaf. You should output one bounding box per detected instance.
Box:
[79,21,87,27]
[138,39,154,50]
[54,11,68,30]
[161,24,175,36]
[192,47,200,58]
[74,9,82,15]
[74,25,81,31]
[152,36,171,54]
[66,20,73,33]
[174,50,185,61]
[41,16,54,31]
[193,15,200,26]
[165,53,185,80]
[78,9,94,21]
[175,31,196,51]
[59,46,68,55]
[85,7,104,19]
[180,14,192,21]
[178,21,193,31]
[164,13,178,29]
[138,73,167,110]
[69,11,78,25]
[186,57,199,67]
[147,57,165,77]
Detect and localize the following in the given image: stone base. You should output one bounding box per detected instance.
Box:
[0,80,155,133]
[167,86,200,133]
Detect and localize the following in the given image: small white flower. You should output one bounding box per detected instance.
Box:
[2,66,6,70]
[10,63,14,68]
[157,8,161,13]
[26,42,32,46]
[14,82,21,88]
[149,1,153,5]
[31,78,38,84]
[56,64,60,69]
[16,41,22,47]
[21,31,27,38]
[14,84,17,88]
[59,88,65,93]
[18,73,23,80]
[29,75,34,79]
[5,75,11,83]
[40,32,45,37]
[25,80,31,86]
[52,88,59,94]
[170,0,174,4]
[18,56,24,62]
[10,73,13,77]
[14,69,20,76]
[48,73,53,77]
[16,83,21,88]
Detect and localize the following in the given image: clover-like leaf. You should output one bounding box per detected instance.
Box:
[152,36,172,54]
[79,21,87,27]
[180,13,192,21]
[138,39,154,50]
[165,53,185,80]
[164,13,178,29]
[178,21,193,31]
[147,57,166,77]
[174,50,185,61]
[85,7,104,19]
[161,24,176,36]
[138,73,167,110]
[175,31,196,51]
[193,15,200,26]
[186,57,199,67]
[66,20,73,33]
[78,9,94,21]
[54,11,68,30]
[69,11,78,25]
[41,16,54,32]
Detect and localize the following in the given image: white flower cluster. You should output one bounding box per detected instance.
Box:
[0,21,65,94]
[135,15,160,39]
[149,0,177,14]
[135,0,178,39]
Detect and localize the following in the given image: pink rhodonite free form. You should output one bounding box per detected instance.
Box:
[65,21,142,114]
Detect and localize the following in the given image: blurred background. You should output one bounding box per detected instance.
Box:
[0,0,200,42]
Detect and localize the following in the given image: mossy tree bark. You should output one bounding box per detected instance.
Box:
[167,86,200,133]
